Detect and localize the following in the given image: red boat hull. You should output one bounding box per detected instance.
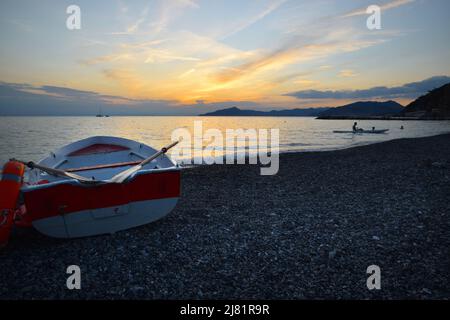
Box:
[22,170,181,238]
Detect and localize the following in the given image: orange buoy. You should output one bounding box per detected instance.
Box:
[0,161,25,248]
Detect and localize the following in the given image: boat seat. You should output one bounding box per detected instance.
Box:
[68,144,130,157]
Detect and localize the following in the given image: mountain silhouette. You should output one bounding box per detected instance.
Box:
[199,106,329,117]
[402,83,450,119]
[316,101,404,119]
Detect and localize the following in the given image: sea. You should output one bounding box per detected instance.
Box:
[0,116,449,167]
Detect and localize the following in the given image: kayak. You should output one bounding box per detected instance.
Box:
[333,129,389,134]
[0,136,181,245]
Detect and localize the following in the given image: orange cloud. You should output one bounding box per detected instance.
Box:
[339,69,358,78]
[209,40,382,85]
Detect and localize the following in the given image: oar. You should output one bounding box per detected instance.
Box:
[109,140,179,184]
[14,160,100,184]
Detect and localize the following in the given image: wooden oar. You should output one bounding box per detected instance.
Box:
[109,140,179,184]
[14,160,100,184]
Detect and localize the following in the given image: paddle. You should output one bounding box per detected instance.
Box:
[14,160,100,184]
[108,140,180,184]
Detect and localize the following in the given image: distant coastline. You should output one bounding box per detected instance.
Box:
[316,116,450,120]
[2,115,449,120]
[199,106,327,117]
[200,83,450,120]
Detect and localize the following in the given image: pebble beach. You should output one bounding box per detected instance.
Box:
[1,134,449,299]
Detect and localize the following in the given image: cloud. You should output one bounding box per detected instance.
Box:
[118,0,129,14]
[5,19,33,33]
[293,79,319,86]
[0,81,181,115]
[285,76,450,100]
[144,49,201,63]
[150,0,199,34]
[0,82,129,103]
[120,39,169,49]
[319,65,332,71]
[110,4,150,35]
[110,0,198,35]
[78,1,408,102]
[84,31,235,68]
[339,69,358,78]
[273,71,314,84]
[210,38,384,85]
[220,0,286,39]
[0,81,271,115]
[178,68,196,78]
[81,38,110,47]
[80,53,134,66]
[343,0,415,18]
[38,86,100,98]
[205,1,397,87]
[102,68,146,94]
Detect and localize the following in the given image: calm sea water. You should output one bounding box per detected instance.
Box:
[0,116,449,167]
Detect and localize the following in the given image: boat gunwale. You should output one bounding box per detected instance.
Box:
[22,166,181,192]
[24,136,180,190]
[37,136,178,168]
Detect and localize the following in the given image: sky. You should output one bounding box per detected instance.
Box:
[0,0,450,115]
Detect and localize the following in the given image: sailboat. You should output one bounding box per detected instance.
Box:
[96,107,104,117]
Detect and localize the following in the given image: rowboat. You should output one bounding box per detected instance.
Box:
[333,129,389,134]
[0,136,181,246]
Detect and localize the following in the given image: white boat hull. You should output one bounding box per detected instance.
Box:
[333,129,389,134]
[32,197,178,238]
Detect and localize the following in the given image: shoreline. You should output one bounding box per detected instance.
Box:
[317,116,450,120]
[178,132,450,166]
[280,132,450,155]
[1,134,449,299]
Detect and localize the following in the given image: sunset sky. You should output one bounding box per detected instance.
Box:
[1,0,450,115]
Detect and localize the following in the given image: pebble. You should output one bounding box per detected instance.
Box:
[328,249,337,259]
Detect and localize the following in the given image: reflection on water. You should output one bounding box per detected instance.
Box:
[0,116,449,166]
